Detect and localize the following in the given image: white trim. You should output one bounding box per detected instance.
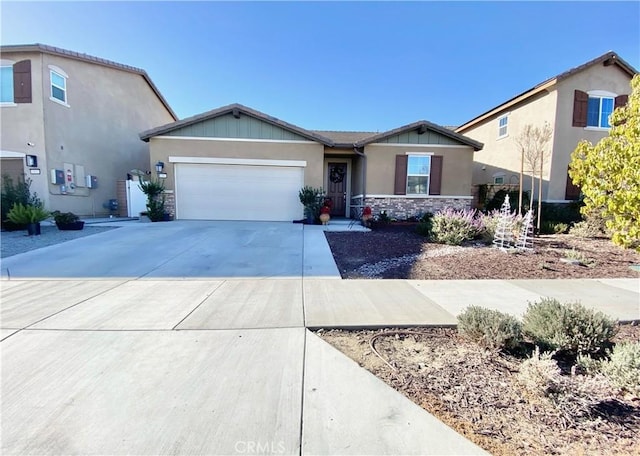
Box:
[404,151,433,156]
[587,89,617,98]
[544,199,578,204]
[324,157,352,217]
[0,59,15,66]
[0,102,17,107]
[153,135,314,145]
[351,194,473,200]
[168,156,307,167]
[49,97,70,108]
[48,65,68,78]
[584,126,610,132]
[371,143,473,149]
[0,150,26,158]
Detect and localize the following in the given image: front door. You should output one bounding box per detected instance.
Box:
[326,163,347,216]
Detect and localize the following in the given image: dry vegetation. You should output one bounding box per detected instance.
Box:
[319,325,640,456]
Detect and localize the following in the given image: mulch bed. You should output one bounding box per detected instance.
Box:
[325,224,640,279]
[319,324,640,456]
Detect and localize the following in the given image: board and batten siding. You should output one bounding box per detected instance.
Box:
[378,130,460,146]
[166,113,311,141]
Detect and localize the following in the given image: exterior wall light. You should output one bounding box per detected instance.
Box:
[26,155,38,167]
[155,161,165,173]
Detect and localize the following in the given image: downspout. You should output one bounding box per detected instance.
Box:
[353,146,366,210]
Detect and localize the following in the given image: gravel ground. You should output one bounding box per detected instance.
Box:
[1,224,118,258]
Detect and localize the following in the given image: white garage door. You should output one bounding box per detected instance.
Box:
[175,162,304,221]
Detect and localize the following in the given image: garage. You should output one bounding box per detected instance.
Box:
[174,160,305,221]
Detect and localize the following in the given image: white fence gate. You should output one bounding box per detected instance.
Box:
[126,179,147,217]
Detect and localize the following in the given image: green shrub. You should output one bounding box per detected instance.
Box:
[298,186,324,222]
[540,201,583,224]
[1,175,41,228]
[139,178,166,222]
[485,189,529,212]
[540,221,569,234]
[601,342,640,395]
[415,212,433,237]
[458,305,523,350]
[522,298,617,355]
[6,203,50,224]
[431,208,481,245]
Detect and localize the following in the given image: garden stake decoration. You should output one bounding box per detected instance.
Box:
[493,194,514,251]
[516,210,534,251]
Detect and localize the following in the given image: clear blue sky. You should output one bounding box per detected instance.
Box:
[2,1,639,131]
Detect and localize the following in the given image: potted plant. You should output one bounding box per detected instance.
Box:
[319,198,332,225]
[298,186,324,224]
[6,203,50,235]
[52,211,84,230]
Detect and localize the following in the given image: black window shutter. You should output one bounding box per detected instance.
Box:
[572,90,588,127]
[429,155,443,195]
[13,60,32,104]
[394,155,408,195]
[614,94,628,109]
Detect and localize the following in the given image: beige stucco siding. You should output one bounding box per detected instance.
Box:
[462,89,558,198]
[0,51,48,203]
[364,144,474,196]
[40,54,175,214]
[549,64,633,200]
[149,137,325,190]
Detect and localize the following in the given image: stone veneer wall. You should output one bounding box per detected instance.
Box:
[351,196,472,219]
[163,191,176,218]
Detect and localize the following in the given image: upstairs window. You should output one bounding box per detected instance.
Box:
[0,60,31,105]
[587,95,614,128]
[1,65,13,103]
[50,70,67,103]
[573,89,628,128]
[498,114,509,138]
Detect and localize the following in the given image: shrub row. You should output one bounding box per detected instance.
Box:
[458,298,617,355]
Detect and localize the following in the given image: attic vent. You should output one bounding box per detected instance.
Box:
[232,108,241,119]
[417,125,427,135]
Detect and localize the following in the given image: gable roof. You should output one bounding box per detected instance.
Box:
[0,43,178,121]
[141,103,483,150]
[357,120,483,150]
[456,51,638,133]
[140,103,336,146]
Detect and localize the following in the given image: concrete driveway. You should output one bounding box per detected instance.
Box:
[0,221,340,279]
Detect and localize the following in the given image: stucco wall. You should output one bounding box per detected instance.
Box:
[549,64,633,201]
[148,137,325,190]
[462,89,558,199]
[0,51,48,205]
[363,144,475,196]
[39,53,175,215]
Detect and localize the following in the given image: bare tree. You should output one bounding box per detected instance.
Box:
[515,123,553,229]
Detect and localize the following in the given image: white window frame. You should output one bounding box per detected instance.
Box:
[0,59,16,106]
[406,153,432,195]
[585,90,617,130]
[493,173,505,185]
[49,65,69,107]
[497,113,509,138]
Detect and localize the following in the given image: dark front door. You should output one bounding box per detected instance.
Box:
[326,163,347,216]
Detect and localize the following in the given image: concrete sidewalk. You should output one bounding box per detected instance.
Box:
[1,277,637,455]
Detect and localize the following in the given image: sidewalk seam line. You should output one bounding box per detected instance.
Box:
[171,281,225,330]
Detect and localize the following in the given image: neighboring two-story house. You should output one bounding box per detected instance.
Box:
[456,51,637,204]
[1,44,177,216]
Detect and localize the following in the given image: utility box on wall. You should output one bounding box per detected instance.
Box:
[50,169,65,185]
[86,175,98,189]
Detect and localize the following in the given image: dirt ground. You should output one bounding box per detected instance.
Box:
[319,324,640,456]
[325,224,640,279]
